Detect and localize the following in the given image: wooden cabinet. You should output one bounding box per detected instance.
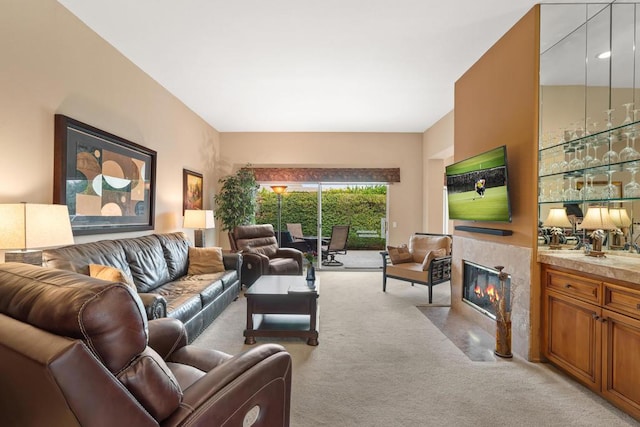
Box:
[543,265,640,420]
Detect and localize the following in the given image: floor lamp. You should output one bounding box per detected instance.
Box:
[271,185,287,245]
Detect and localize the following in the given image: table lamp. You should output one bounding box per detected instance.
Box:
[0,203,74,265]
[542,207,572,249]
[608,207,632,248]
[577,206,617,257]
[183,209,215,247]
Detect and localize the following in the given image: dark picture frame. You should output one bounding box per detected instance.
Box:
[54,114,157,235]
[183,169,203,213]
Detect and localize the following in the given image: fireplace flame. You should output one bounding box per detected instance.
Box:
[473,281,501,303]
[486,284,500,303]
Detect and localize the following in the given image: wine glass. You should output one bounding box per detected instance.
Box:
[564,175,581,201]
[624,162,640,197]
[602,135,619,164]
[569,145,585,170]
[620,132,640,161]
[559,148,570,172]
[605,109,615,128]
[602,169,619,199]
[550,178,563,201]
[623,103,634,124]
[580,173,597,200]
[588,137,602,167]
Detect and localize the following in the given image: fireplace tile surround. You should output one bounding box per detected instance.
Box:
[451,236,532,358]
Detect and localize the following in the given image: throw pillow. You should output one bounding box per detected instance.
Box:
[188,246,225,274]
[88,264,136,290]
[387,245,413,264]
[410,235,452,263]
[420,248,448,271]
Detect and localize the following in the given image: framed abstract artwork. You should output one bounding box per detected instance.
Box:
[183,169,203,213]
[54,114,157,235]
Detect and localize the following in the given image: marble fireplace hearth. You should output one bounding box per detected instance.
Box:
[451,235,532,359]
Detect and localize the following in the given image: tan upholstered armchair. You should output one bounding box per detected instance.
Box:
[381,233,452,303]
[231,224,303,287]
[0,262,292,426]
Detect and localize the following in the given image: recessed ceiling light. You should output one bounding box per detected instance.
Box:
[597,51,612,59]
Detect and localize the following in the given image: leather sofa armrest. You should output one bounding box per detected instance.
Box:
[275,248,303,273]
[164,344,292,426]
[222,251,242,272]
[242,252,269,272]
[138,293,167,320]
[147,317,187,360]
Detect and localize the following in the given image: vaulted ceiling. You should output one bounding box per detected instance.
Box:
[57,0,604,133]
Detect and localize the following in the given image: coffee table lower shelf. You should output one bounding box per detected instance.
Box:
[244,314,319,346]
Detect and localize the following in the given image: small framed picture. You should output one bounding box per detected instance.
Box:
[183,169,203,213]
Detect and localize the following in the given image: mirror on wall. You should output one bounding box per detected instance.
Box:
[538,3,640,253]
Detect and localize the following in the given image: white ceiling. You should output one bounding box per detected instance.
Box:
[57,0,607,133]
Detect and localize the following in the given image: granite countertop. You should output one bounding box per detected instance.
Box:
[538,249,640,285]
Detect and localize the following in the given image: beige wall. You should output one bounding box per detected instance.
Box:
[0,0,220,257]
[422,111,454,233]
[218,132,424,247]
[452,6,540,359]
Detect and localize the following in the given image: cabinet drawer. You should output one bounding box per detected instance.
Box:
[604,283,640,320]
[546,269,600,304]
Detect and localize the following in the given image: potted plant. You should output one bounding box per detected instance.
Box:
[214,166,259,247]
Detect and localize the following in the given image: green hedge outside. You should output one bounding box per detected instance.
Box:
[256,186,387,250]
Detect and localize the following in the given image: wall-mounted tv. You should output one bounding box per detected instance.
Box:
[445,145,512,222]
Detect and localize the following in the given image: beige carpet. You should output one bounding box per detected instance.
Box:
[193,271,638,426]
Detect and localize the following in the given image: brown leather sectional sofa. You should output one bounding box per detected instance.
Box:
[0,262,291,426]
[42,232,241,342]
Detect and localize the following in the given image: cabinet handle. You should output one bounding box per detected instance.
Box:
[564,283,572,289]
[592,313,599,320]
[600,317,608,323]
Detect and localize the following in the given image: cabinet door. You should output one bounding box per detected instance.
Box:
[602,309,640,419]
[544,290,601,391]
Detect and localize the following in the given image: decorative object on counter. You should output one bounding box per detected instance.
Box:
[271,185,288,245]
[493,266,512,359]
[304,251,317,283]
[542,208,572,249]
[578,206,617,257]
[183,209,215,247]
[0,203,74,265]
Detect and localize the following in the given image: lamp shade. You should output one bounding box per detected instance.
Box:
[578,206,617,231]
[183,210,215,229]
[0,203,74,250]
[608,208,632,228]
[270,185,288,194]
[543,208,572,228]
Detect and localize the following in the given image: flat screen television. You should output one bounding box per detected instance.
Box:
[445,145,512,222]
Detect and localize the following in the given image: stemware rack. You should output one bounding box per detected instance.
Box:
[539,120,640,205]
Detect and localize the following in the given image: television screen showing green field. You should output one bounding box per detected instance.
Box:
[445,146,511,222]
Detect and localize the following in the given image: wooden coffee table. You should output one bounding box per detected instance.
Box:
[244,275,319,346]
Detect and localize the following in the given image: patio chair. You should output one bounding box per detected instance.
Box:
[322,225,350,266]
[286,223,306,240]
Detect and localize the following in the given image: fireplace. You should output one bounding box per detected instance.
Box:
[462,260,511,319]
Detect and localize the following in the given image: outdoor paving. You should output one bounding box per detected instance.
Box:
[319,249,382,271]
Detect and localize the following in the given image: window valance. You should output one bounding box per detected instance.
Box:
[248,167,400,183]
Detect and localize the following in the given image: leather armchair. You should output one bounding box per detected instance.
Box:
[0,262,292,426]
[231,224,303,287]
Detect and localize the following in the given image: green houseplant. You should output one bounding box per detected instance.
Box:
[214,166,259,233]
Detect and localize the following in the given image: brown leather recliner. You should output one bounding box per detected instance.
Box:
[231,224,303,287]
[0,262,292,426]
